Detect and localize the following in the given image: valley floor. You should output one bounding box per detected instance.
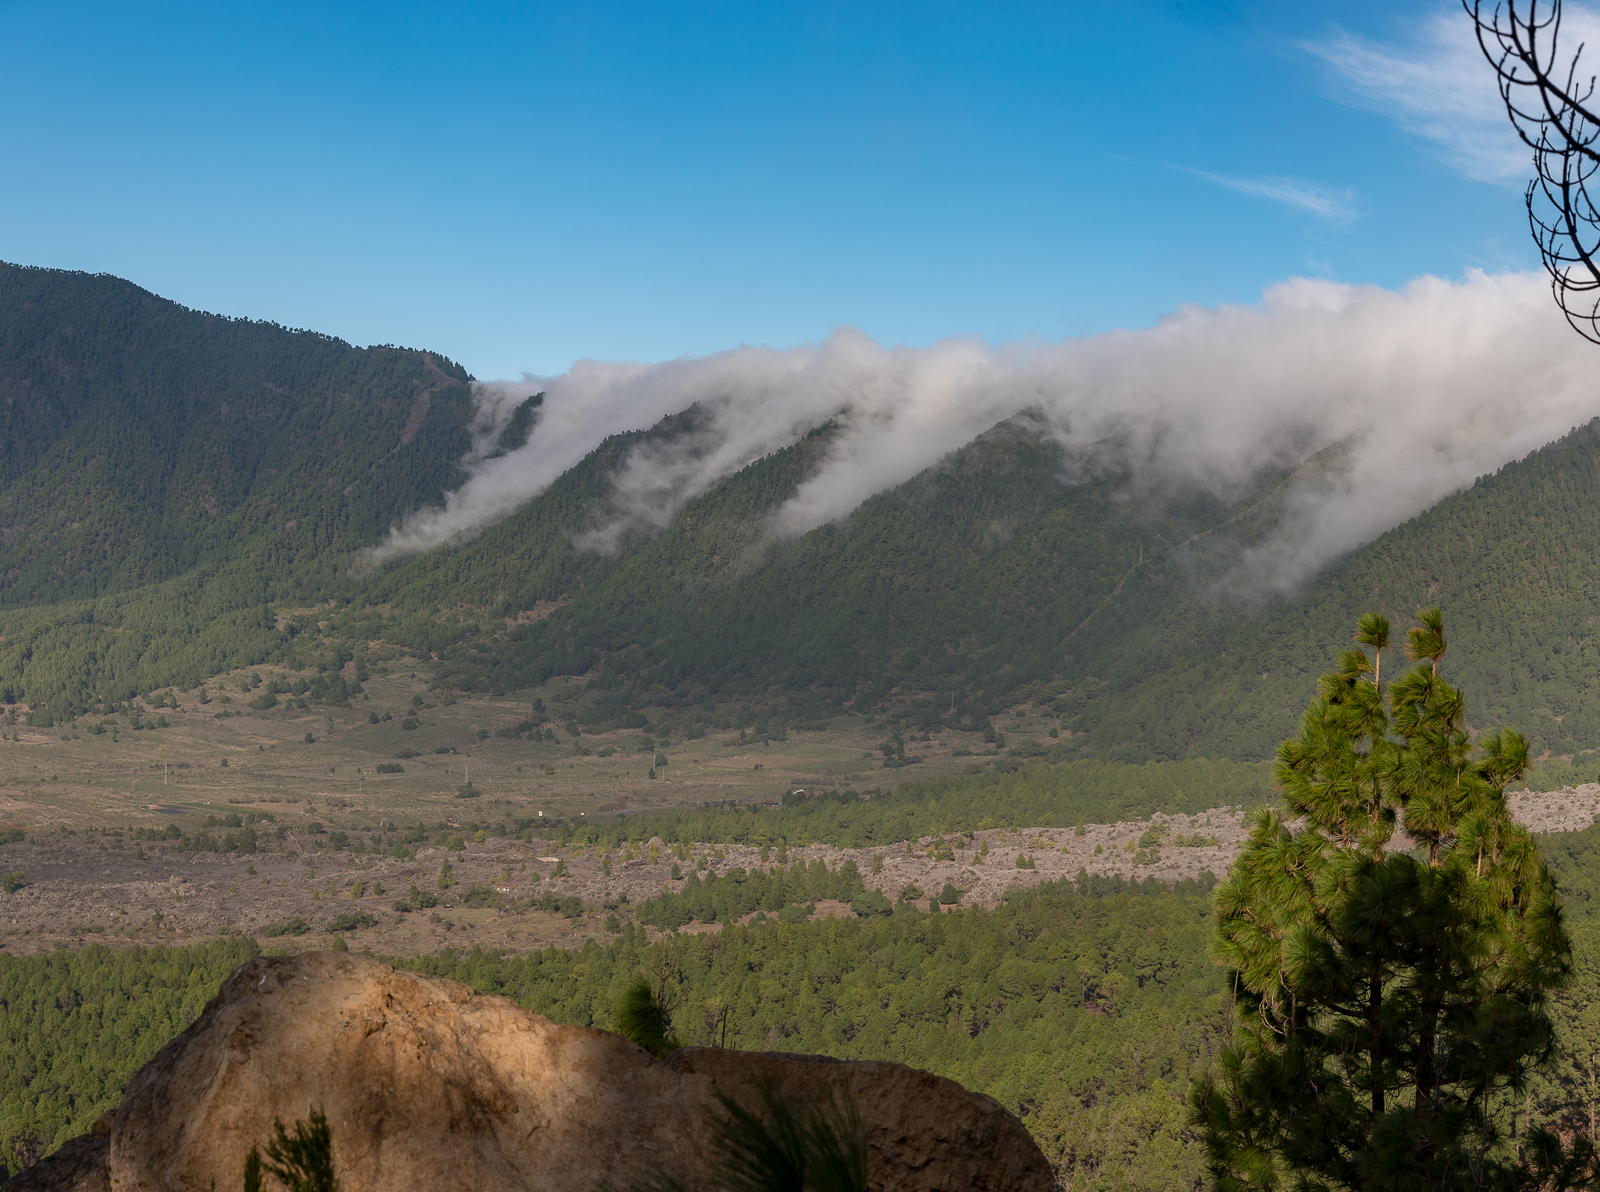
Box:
[2,785,1594,958]
[0,664,1592,955]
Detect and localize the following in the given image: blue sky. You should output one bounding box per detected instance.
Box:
[0,0,1540,378]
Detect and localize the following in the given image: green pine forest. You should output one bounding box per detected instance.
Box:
[0,263,481,708]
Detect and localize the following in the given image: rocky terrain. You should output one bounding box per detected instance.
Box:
[2,785,1595,957]
[12,952,1053,1192]
[1506,784,1600,833]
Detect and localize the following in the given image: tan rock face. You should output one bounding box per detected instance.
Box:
[666,1049,1053,1192]
[74,952,1051,1192]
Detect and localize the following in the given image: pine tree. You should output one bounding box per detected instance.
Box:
[615,975,681,1060]
[1189,610,1574,1191]
[243,1107,337,1192]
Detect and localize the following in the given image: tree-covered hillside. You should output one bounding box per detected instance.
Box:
[0,264,485,709]
[347,422,1227,712]
[1063,419,1600,761]
[0,263,478,606]
[344,414,1600,764]
[0,938,258,1175]
[3,261,1599,769]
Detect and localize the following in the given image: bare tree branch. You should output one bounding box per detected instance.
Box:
[1468,0,1600,341]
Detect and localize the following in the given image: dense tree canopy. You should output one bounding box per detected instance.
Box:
[0,938,258,1175]
[1192,612,1572,1191]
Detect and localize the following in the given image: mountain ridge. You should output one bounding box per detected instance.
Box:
[1,261,1597,770]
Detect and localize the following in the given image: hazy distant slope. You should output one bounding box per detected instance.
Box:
[0,263,475,606]
[355,409,731,614]
[1059,418,1600,761]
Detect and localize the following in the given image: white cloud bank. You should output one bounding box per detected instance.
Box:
[366,270,1600,595]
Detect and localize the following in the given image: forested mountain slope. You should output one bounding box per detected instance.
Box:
[1062,418,1600,761]
[0,263,482,707]
[2,262,1597,767]
[0,263,477,605]
[349,413,1600,763]
[353,422,1225,705]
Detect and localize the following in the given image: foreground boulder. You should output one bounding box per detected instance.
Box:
[18,952,1051,1191]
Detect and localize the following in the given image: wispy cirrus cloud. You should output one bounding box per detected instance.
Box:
[1295,8,1600,183]
[1184,169,1360,223]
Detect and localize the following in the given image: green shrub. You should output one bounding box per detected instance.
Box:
[850,890,893,918]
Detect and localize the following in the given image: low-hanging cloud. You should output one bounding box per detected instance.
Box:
[365,270,1600,596]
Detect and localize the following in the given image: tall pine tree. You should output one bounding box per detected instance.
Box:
[1190,610,1575,1191]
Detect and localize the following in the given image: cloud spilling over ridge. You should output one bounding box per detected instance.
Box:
[366,271,1600,594]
